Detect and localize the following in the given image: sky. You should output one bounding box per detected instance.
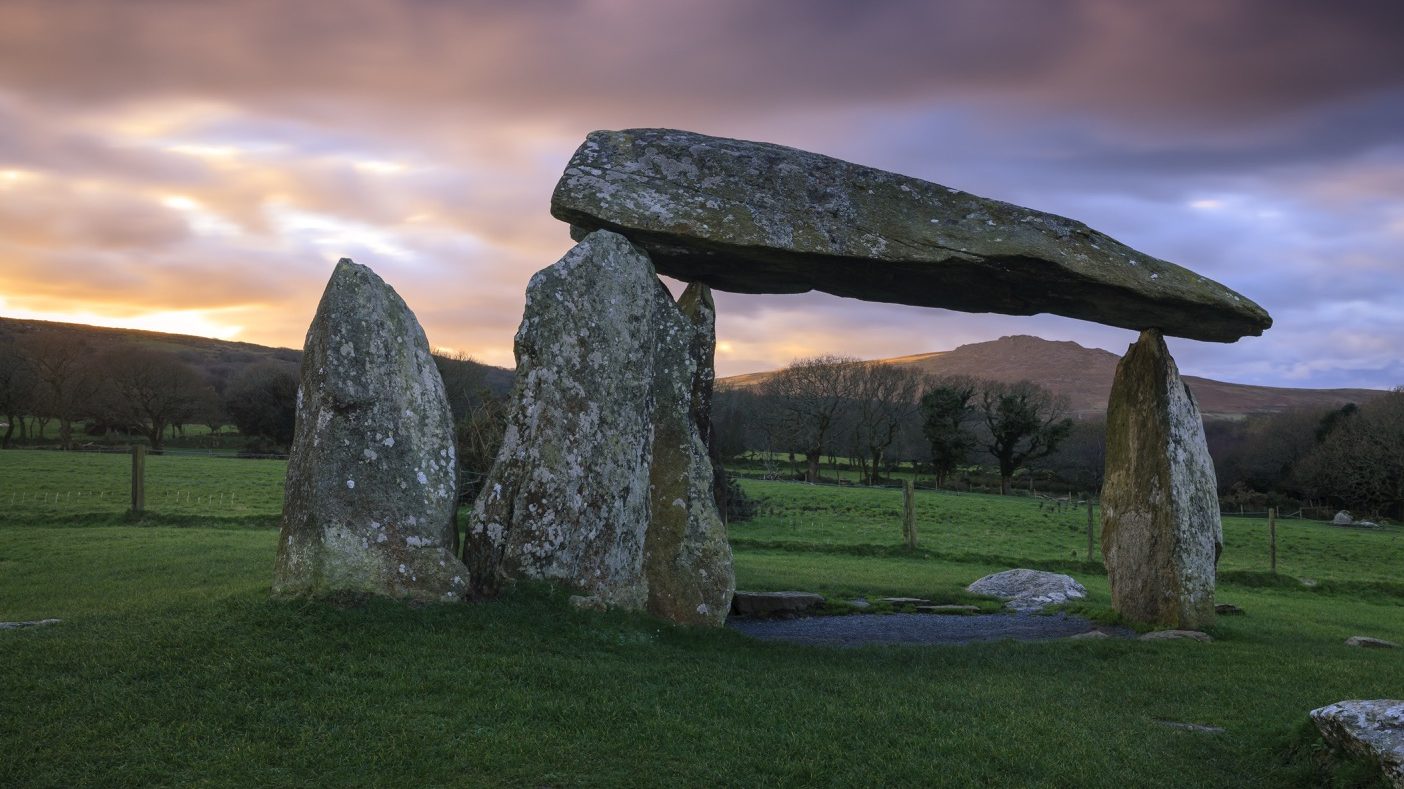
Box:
[1,0,1401,388]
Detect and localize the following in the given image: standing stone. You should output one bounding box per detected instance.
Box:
[646,282,734,625]
[678,283,729,519]
[274,259,466,602]
[1101,329,1221,628]
[465,230,733,624]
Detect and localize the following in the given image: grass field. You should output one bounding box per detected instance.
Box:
[2,450,1402,786]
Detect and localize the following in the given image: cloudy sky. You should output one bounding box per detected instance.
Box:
[1,0,1401,387]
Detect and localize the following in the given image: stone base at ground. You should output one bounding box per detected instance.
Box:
[966,569,1087,612]
[1310,700,1404,787]
[1101,329,1221,629]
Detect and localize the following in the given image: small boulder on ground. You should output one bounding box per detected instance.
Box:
[1346,636,1399,649]
[731,591,825,617]
[1139,630,1214,642]
[1310,700,1404,787]
[966,569,1087,612]
[1215,603,1244,615]
[1334,510,1354,525]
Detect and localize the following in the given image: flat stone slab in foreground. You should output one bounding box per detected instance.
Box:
[1310,700,1404,787]
[552,128,1271,342]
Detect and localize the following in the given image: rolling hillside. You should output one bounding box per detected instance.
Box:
[721,335,1384,419]
[0,317,515,396]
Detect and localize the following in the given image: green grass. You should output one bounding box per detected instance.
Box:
[2,452,1401,787]
[733,479,1404,586]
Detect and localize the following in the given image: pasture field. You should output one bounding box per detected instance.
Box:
[2,450,1402,787]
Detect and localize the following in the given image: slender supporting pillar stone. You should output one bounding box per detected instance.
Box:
[274,259,467,602]
[646,283,734,625]
[1101,329,1221,628]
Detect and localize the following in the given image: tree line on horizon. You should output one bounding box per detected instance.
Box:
[713,355,1404,518]
[2,334,1401,518]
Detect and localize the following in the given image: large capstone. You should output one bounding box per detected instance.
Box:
[465,230,733,625]
[551,128,1271,343]
[1101,329,1222,628]
[274,259,467,602]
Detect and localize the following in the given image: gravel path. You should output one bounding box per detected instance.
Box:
[728,612,1131,647]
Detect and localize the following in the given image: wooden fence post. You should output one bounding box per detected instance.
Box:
[902,479,918,549]
[1269,506,1277,575]
[1086,495,1095,562]
[130,445,146,514]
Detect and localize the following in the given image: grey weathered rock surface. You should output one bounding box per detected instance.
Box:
[1139,629,1214,642]
[1346,636,1399,649]
[465,231,732,625]
[1334,510,1354,526]
[731,591,825,617]
[274,259,466,602]
[1102,329,1222,629]
[1068,630,1113,640]
[0,618,61,630]
[551,128,1271,342]
[966,569,1087,612]
[1310,700,1404,787]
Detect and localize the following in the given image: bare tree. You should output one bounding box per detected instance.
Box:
[433,349,489,425]
[849,363,924,485]
[977,380,1073,495]
[763,355,860,483]
[20,334,100,450]
[97,348,216,450]
[1044,417,1108,494]
[0,338,35,448]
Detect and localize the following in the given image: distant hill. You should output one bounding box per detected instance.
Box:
[0,317,515,396]
[720,334,1385,419]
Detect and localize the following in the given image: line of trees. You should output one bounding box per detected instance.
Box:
[715,355,1077,495]
[1210,390,1404,518]
[0,333,299,450]
[718,354,1403,517]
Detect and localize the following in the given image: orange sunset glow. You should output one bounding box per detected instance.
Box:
[1,1,1402,385]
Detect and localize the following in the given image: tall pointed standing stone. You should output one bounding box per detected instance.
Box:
[645,283,734,625]
[1101,329,1221,628]
[464,231,733,625]
[274,259,467,602]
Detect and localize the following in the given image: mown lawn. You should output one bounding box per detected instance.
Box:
[1,451,1401,787]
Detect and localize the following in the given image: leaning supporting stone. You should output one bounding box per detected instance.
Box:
[678,283,729,519]
[551,128,1271,342]
[645,281,734,625]
[274,259,467,603]
[465,231,733,624]
[1101,329,1221,628]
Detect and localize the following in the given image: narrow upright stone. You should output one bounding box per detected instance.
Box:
[646,282,734,625]
[274,259,466,602]
[1101,329,1221,628]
